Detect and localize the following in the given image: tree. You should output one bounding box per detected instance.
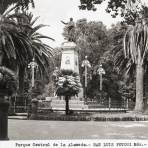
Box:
[53,70,81,115]
[14,11,55,95]
[0,66,17,97]
[110,17,148,112]
[123,18,148,112]
[79,0,148,112]
[0,0,34,14]
[79,0,143,24]
[75,19,108,66]
[0,4,54,95]
[0,0,34,94]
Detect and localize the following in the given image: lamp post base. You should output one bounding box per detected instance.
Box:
[0,100,9,140]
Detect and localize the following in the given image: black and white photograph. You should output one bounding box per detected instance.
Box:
[0,0,148,147]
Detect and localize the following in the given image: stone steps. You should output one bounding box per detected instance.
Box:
[8,116,27,120]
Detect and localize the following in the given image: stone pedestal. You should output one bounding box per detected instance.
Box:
[61,41,83,98]
[61,42,79,73]
[0,100,9,140]
[30,99,38,119]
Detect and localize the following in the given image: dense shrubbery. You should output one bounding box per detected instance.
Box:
[0,66,17,96]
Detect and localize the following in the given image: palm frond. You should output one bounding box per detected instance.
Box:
[123,20,148,66]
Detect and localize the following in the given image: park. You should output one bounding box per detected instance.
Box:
[0,0,148,142]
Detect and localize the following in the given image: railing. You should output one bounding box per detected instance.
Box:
[87,97,128,110]
[9,97,130,114]
[9,105,28,113]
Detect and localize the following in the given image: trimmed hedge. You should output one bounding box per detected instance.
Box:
[93,115,148,121]
[34,115,91,121]
[28,112,148,121]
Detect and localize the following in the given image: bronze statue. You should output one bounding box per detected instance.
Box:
[61,18,75,42]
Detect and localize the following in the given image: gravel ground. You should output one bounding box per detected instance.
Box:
[8,119,148,140]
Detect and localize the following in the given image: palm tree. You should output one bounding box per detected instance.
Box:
[0,9,34,94]
[123,18,148,112]
[0,66,17,98]
[0,5,54,95]
[15,11,55,94]
[0,0,35,67]
[53,70,82,115]
[107,19,148,112]
[25,12,55,78]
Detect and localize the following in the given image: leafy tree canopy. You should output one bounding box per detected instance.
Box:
[79,0,148,25]
[0,0,34,14]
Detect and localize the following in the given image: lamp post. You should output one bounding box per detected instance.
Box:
[97,64,105,103]
[81,56,91,102]
[53,67,60,96]
[97,64,105,91]
[28,58,38,119]
[28,58,38,88]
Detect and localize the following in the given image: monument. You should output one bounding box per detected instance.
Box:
[60,18,83,98]
[51,18,86,110]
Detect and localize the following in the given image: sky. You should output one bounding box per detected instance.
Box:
[31,0,147,48]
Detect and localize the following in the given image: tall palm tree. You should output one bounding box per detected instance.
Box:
[0,10,34,94]
[120,17,148,112]
[0,6,54,95]
[0,0,35,67]
[16,12,55,90]
[25,12,55,78]
[0,9,33,65]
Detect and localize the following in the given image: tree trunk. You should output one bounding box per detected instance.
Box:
[134,64,144,113]
[65,95,70,115]
[144,73,148,114]
[19,66,25,95]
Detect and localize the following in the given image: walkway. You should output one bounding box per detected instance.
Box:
[8,119,148,140]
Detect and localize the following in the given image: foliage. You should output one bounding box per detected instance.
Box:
[0,10,33,67]
[62,19,109,88]
[62,19,127,102]
[0,7,55,94]
[108,14,148,112]
[53,69,82,96]
[0,0,35,14]
[79,0,148,24]
[118,81,136,102]
[52,47,62,68]
[20,11,55,78]
[100,22,137,104]
[123,18,148,112]
[124,19,148,67]
[75,19,108,66]
[63,19,115,99]
[0,66,17,96]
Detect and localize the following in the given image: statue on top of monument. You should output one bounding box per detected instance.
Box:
[61,18,76,42]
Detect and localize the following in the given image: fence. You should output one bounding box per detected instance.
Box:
[9,97,130,114]
[87,97,128,110]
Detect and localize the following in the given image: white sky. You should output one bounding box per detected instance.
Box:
[31,0,148,48]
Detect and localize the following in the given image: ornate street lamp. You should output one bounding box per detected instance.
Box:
[97,64,105,104]
[28,58,38,88]
[97,64,105,91]
[81,56,91,101]
[52,67,60,96]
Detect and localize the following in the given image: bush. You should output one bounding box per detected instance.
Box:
[0,66,17,97]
